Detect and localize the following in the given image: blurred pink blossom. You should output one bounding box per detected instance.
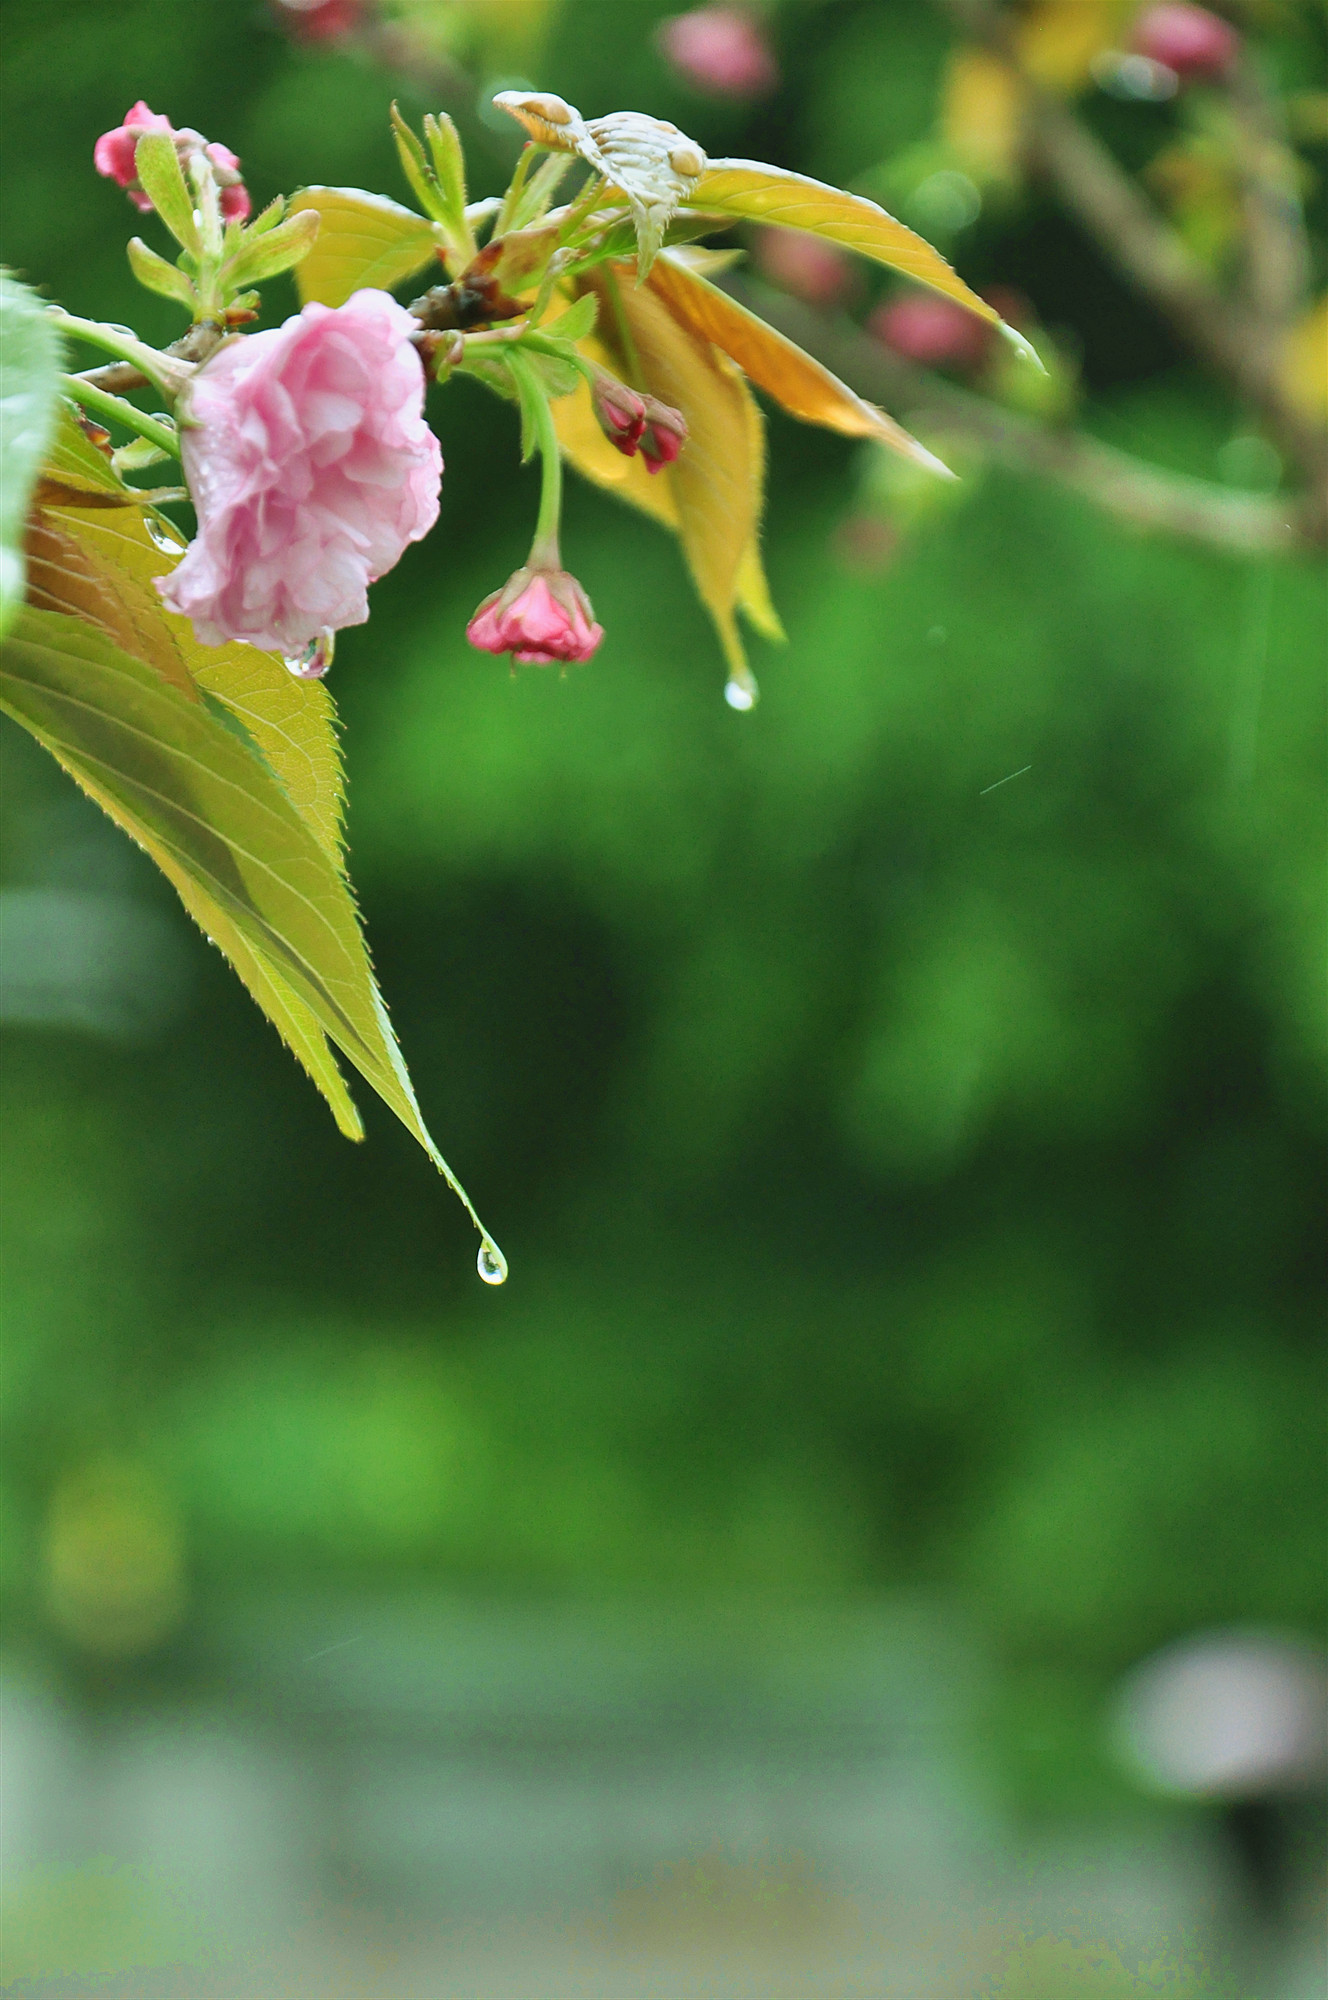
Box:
[754,228,856,308]
[590,373,648,455]
[657,8,779,99]
[160,290,441,655]
[1130,4,1239,79]
[868,293,993,372]
[273,0,363,44]
[94,102,251,221]
[467,568,603,665]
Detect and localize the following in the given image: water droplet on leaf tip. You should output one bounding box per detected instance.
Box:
[724,676,757,712]
[477,1241,508,1285]
[145,516,186,554]
[283,629,335,679]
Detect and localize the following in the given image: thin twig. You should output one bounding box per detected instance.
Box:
[728,282,1307,557]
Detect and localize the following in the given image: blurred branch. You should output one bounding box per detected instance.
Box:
[937,0,1328,518]
[1226,52,1311,336]
[729,282,1306,558]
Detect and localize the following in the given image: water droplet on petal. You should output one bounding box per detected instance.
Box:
[724,674,758,712]
[477,1240,508,1286]
[145,516,187,554]
[283,629,335,679]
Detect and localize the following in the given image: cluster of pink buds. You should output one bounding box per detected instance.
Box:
[589,370,689,473]
[94,102,251,222]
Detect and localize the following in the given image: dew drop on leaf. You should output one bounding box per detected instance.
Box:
[283,629,335,679]
[145,516,187,554]
[724,674,758,711]
[477,1240,508,1286]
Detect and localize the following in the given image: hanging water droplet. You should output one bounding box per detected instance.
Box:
[724,674,758,712]
[145,515,186,554]
[283,629,335,680]
[477,1239,508,1286]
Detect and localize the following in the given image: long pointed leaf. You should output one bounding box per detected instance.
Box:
[0,610,498,1253]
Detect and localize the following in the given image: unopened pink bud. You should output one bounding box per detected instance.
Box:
[868,294,992,373]
[1131,4,1239,79]
[754,228,855,309]
[657,8,779,100]
[466,567,603,666]
[639,397,688,473]
[94,101,173,198]
[590,372,647,455]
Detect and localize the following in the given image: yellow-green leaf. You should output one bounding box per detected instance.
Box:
[288,187,441,307]
[686,161,1037,361]
[0,609,499,1257]
[648,251,952,474]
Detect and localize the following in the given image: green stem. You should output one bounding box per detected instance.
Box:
[59,377,181,460]
[51,311,185,401]
[509,351,563,566]
[600,268,645,391]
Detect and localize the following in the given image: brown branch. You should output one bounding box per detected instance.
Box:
[728,283,1309,558]
[75,319,226,395]
[937,0,1328,506]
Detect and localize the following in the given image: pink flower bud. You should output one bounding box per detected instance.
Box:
[466,567,604,666]
[94,101,174,210]
[1130,5,1239,79]
[868,294,993,373]
[159,289,441,656]
[657,8,779,100]
[590,371,648,455]
[754,228,856,309]
[638,396,689,473]
[94,104,253,222]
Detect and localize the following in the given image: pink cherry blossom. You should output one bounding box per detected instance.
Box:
[466,567,603,666]
[93,103,251,221]
[657,8,779,99]
[160,290,441,656]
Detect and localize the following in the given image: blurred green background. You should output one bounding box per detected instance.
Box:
[0,0,1324,1990]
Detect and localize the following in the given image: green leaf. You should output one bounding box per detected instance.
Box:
[127,237,198,313]
[133,132,201,254]
[0,609,500,1252]
[686,161,1035,359]
[424,113,471,234]
[219,209,320,291]
[288,188,441,307]
[0,271,64,634]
